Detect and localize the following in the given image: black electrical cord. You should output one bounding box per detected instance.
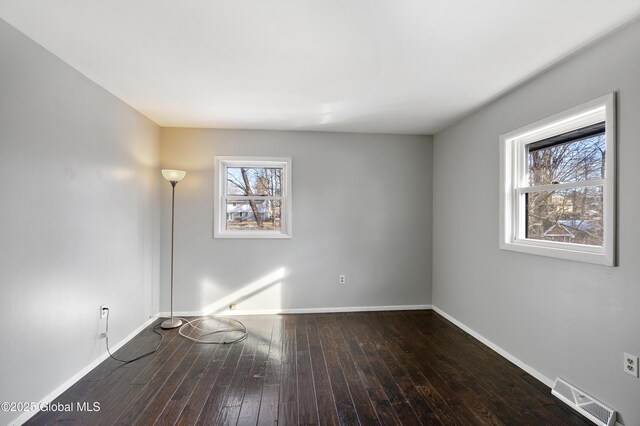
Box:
[104,308,163,364]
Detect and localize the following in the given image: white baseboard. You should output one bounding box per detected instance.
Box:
[160,304,432,317]
[432,306,554,388]
[10,315,159,426]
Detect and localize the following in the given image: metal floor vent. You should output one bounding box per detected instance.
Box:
[551,378,616,426]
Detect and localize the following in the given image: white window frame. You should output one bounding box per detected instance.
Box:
[499,93,616,265]
[214,156,292,239]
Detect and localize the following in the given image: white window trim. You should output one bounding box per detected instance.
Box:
[214,156,292,239]
[499,93,616,265]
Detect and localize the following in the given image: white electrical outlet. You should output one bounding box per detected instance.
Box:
[624,353,639,377]
[339,274,346,284]
[229,304,237,310]
[100,305,108,319]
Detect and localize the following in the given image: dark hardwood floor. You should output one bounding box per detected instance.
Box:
[26,311,591,425]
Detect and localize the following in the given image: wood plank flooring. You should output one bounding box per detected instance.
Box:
[26,311,591,425]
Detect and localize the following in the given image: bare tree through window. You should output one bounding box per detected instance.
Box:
[226,167,283,230]
[526,130,605,246]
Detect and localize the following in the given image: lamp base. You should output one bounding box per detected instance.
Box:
[161,318,183,329]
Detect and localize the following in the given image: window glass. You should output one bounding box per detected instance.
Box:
[227,167,282,196]
[528,128,605,186]
[226,200,282,231]
[525,187,603,246]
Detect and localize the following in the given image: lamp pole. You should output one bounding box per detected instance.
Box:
[161,170,186,329]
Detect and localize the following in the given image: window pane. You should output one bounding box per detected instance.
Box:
[525,186,603,246]
[226,200,282,231]
[528,133,605,186]
[227,167,282,196]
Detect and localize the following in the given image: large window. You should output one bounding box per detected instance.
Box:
[214,157,292,239]
[500,93,616,265]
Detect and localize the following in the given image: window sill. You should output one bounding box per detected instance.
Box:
[214,231,292,239]
[500,240,614,266]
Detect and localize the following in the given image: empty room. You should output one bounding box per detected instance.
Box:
[1,1,639,425]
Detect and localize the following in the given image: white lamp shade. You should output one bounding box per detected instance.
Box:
[161,169,186,182]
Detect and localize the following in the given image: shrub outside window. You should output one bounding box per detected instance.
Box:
[499,93,616,265]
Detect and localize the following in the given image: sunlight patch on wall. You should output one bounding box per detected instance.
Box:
[199,267,286,314]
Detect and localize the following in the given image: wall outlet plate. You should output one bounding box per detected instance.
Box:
[339,274,346,284]
[624,353,638,377]
[229,304,237,310]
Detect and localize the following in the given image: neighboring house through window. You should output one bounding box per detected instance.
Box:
[499,93,616,265]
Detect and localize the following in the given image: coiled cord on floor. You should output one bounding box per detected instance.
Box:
[177,316,248,344]
[104,309,248,364]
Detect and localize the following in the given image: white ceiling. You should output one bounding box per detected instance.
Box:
[1,1,639,135]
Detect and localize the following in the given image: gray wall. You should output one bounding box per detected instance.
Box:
[160,128,432,314]
[433,20,640,425]
[0,19,160,425]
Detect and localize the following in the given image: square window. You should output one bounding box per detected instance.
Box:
[499,93,616,265]
[214,157,292,239]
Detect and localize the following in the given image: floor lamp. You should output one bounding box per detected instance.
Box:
[161,169,186,329]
